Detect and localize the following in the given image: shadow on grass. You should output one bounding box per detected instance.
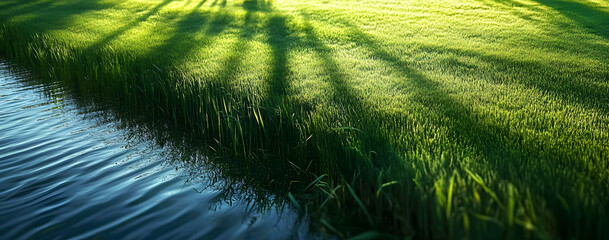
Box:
[533,0,609,39]
[211,0,228,7]
[86,0,178,51]
[265,16,292,103]
[298,9,608,238]
[453,0,609,115]
[242,0,272,12]
[0,0,118,34]
[424,44,609,115]
[298,10,523,181]
[483,0,609,36]
[1,0,309,234]
[206,5,260,92]
[3,0,608,238]
[288,15,418,236]
[142,3,230,65]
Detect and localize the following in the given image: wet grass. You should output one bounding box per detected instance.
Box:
[1,0,608,239]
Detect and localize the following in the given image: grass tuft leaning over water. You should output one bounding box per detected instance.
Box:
[1,0,608,238]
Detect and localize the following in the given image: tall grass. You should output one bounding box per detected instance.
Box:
[1,0,608,238]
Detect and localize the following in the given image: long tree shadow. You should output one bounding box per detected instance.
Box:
[1,0,306,224]
[297,11,509,168]
[207,7,259,94]
[114,0,313,199]
[534,0,609,39]
[0,0,58,21]
[474,1,609,115]
[265,9,407,176]
[2,0,406,237]
[85,0,177,51]
[298,10,609,237]
[353,12,605,185]
[250,3,417,233]
[0,0,118,34]
[419,44,609,115]
[296,16,424,235]
[139,3,234,68]
[211,0,228,7]
[0,0,53,17]
[265,16,292,103]
[483,0,609,38]
[0,0,27,11]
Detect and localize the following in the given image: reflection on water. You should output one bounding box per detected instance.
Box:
[0,59,315,239]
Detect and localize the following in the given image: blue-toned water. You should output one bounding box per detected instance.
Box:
[0,59,313,239]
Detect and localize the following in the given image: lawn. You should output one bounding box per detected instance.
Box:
[1,0,608,238]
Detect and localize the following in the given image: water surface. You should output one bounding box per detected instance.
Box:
[0,59,312,239]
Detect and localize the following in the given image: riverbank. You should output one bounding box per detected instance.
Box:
[0,59,314,239]
[2,0,609,238]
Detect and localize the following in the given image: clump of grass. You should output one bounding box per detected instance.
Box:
[1,0,609,238]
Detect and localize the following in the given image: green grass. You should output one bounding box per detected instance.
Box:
[1,0,608,238]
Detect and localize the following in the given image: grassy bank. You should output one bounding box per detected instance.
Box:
[1,0,608,238]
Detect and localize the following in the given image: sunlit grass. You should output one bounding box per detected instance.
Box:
[1,0,608,238]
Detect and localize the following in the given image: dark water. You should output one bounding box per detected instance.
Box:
[0,59,314,239]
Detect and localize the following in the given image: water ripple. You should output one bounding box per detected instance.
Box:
[0,59,314,240]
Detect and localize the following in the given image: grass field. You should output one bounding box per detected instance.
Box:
[1,0,608,238]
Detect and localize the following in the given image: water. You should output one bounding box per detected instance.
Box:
[0,59,313,239]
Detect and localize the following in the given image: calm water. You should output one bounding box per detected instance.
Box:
[0,59,314,239]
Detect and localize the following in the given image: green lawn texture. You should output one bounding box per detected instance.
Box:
[1,0,608,239]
